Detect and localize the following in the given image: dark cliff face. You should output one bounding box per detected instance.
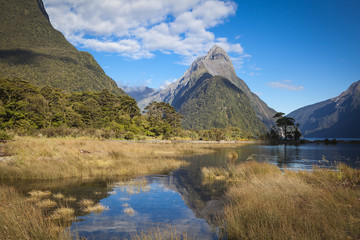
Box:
[288,80,360,138]
[36,0,49,21]
[0,0,125,95]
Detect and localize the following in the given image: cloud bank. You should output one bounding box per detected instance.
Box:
[268,80,304,91]
[43,0,243,63]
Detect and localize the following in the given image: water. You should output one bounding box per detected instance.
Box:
[228,142,360,170]
[3,142,360,239]
[67,142,360,239]
[71,176,219,239]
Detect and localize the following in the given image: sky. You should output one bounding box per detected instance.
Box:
[43,0,360,114]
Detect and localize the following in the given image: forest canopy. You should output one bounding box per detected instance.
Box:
[0,78,181,139]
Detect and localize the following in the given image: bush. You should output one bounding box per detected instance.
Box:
[124,132,135,140]
[0,130,12,141]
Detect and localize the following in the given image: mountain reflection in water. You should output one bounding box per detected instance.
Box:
[2,143,359,239]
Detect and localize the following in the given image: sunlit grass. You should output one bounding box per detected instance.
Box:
[0,186,65,239]
[84,203,109,214]
[28,190,52,199]
[53,193,65,200]
[210,161,360,240]
[79,198,109,214]
[0,137,218,180]
[36,199,57,210]
[79,199,94,208]
[51,207,75,222]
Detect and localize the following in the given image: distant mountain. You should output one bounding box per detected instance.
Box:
[0,0,125,95]
[137,45,276,132]
[126,86,156,103]
[288,80,360,138]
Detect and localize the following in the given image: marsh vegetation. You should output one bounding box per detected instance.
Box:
[1,138,359,239]
[201,160,360,239]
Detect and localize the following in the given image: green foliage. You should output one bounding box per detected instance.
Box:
[0,130,12,140]
[0,0,125,95]
[271,112,302,140]
[175,75,267,137]
[143,101,183,136]
[0,78,184,139]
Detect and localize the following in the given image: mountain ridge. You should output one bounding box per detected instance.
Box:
[134,45,277,130]
[0,0,125,95]
[288,80,360,138]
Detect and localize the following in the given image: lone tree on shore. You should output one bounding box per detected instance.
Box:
[272,112,302,141]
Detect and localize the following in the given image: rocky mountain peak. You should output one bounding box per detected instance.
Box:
[333,80,360,103]
[204,45,231,62]
[198,45,236,82]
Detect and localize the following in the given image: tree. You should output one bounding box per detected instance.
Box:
[272,112,301,141]
[143,101,183,136]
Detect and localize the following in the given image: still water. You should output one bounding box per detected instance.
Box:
[68,142,360,239]
[4,143,359,239]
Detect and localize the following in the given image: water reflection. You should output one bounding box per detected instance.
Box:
[2,143,359,239]
[229,143,360,170]
[71,176,219,239]
[69,142,360,239]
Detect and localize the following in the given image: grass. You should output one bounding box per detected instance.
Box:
[4,137,358,239]
[51,207,75,222]
[203,161,360,240]
[83,203,109,214]
[0,186,65,239]
[0,136,225,239]
[36,199,58,210]
[0,137,216,180]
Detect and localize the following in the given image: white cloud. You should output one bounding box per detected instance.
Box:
[43,0,243,63]
[268,80,304,91]
[159,78,177,90]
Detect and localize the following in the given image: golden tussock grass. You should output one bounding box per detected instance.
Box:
[0,137,216,180]
[79,199,109,214]
[83,203,109,214]
[79,199,94,208]
[28,190,52,199]
[0,186,65,239]
[51,207,75,222]
[217,162,360,240]
[53,193,65,200]
[36,199,58,210]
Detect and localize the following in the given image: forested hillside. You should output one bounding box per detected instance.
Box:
[0,78,180,139]
[0,0,125,95]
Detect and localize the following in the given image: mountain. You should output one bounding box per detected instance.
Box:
[126,86,156,102]
[135,45,276,131]
[0,0,125,95]
[288,80,360,138]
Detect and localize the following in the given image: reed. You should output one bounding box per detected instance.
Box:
[0,137,215,180]
[79,199,94,208]
[221,162,360,240]
[36,199,57,210]
[83,203,109,214]
[51,207,75,222]
[0,186,65,239]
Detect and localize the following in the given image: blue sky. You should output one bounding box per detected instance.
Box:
[43,0,360,114]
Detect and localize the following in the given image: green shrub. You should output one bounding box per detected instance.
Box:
[0,130,12,140]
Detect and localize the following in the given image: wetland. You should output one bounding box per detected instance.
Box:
[1,138,360,239]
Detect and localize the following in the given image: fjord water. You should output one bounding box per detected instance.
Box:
[68,142,360,239]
